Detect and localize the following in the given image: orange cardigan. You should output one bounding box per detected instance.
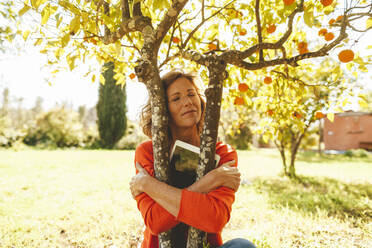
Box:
[134,140,238,248]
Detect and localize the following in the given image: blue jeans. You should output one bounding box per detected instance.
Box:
[219,238,256,248]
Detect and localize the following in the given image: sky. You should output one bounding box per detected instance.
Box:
[0,48,148,121]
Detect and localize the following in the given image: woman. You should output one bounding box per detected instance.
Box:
[130,70,256,248]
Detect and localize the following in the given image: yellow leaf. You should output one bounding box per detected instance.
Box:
[41,4,50,25]
[69,16,80,34]
[346,62,354,71]
[66,55,76,71]
[34,38,42,46]
[99,74,105,85]
[352,71,357,78]
[92,74,96,83]
[358,99,368,108]
[22,30,30,41]
[115,42,121,56]
[327,113,334,122]
[367,17,372,29]
[18,4,31,16]
[56,14,62,28]
[61,33,70,47]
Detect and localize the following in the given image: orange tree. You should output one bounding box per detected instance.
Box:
[253,59,355,178]
[10,0,372,246]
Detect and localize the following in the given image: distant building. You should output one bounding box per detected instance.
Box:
[323,111,372,150]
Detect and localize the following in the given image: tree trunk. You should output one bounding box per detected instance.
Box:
[280,148,288,176]
[135,59,174,247]
[274,140,288,176]
[186,58,227,248]
[289,132,306,178]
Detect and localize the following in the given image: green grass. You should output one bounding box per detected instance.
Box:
[0,148,371,248]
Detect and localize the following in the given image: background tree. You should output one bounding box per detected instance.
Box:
[12,0,372,246]
[96,62,127,149]
[256,59,355,177]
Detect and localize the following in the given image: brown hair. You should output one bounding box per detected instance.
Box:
[140,70,206,139]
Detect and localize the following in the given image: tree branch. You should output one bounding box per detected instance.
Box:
[121,0,130,20]
[255,0,264,62]
[182,0,234,49]
[181,50,208,66]
[103,1,111,38]
[133,1,143,17]
[102,16,152,44]
[154,0,189,51]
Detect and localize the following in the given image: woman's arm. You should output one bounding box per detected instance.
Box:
[130,160,240,217]
[131,162,182,217]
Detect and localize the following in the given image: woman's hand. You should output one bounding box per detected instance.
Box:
[187,160,241,193]
[130,162,151,198]
[209,160,241,192]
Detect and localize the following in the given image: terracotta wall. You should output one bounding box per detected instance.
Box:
[323,113,372,150]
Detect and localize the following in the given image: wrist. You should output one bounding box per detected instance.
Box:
[139,174,152,192]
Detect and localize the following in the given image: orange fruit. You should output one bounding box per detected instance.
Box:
[299,47,309,55]
[336,15,343,22]
[293,111,302,119]
[315,112,325,119]
[329,19,335,25]
[267,110,274,116]
[234,96,244,105]
[129,73,136,79]
[264,76,272,84]
[320,0,333,7]
[238,83,249,92]
[297,41,308,50]
[318,28,327,36]
[338,49,354,63]
[324,32,335,41]
[172,37,180,43]
[90,38,97,45]
[208,43,217,51]
[283,0,295,5]
[239,29,247,36]
[267,24,276,34]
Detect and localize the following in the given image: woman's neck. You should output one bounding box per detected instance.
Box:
[170,126,200,147]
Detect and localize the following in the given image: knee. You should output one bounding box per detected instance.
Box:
[220,238,257,248]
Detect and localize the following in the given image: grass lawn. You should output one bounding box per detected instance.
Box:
[0,148,371,248]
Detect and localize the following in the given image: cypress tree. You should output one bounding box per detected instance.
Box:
[96,62,127,149]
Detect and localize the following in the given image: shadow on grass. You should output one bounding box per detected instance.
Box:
[252,175,372,222]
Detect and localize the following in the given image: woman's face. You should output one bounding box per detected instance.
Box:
[166,77,202,130]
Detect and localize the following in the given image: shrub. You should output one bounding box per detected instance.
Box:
[0,115,25,147]
[344,149,370,158]
[24,107,86,148]
[116,120,147,150]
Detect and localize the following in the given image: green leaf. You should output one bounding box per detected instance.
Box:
[18,4,31,16]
